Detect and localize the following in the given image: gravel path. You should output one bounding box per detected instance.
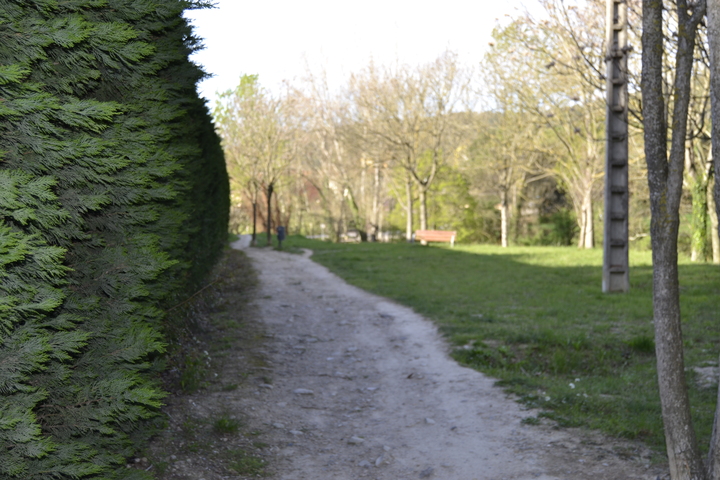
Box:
[223,241,662,480]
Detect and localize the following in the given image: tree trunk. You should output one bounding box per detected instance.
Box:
[652,219,704,480]
[513,181,524,243]
[642,1,706,478]
[418,184,429,246]
[586,199,594,248]
[251,200,257,247]
[419,187,428,231]
[378,195,385,242]
[500,189,509,248]
[707,175,720,264]
[708,367,720,479]
[405,178,414,241]
[344,187,365,239]
[266,182,274,246]
[369,163,381,242]
[690,179,708,262]
[578,190,594,249]
[687,145,709,262]
[706,0,720,473]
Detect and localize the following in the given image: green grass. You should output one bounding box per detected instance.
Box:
[285,235,720,452]
[179,354,207,394]
[227,449,267,476]
[213,414,241,435]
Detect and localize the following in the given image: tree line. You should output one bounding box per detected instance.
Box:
[0,1,228,478]
[216,0,720,261]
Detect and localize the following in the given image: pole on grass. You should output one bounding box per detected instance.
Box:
[603,0,630,293]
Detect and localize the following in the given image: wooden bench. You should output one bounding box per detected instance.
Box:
[414,230,457,247]
[341,229,362,243]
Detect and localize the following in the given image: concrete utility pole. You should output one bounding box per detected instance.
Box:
[603,0,630,293]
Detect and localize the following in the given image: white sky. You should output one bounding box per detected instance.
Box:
[185,0,540,103]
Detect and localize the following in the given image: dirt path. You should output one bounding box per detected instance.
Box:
[151,242,665,480]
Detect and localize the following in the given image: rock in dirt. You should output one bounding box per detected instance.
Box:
[375,453,393,467]
[293,388,314,395]
[419,466,435,478]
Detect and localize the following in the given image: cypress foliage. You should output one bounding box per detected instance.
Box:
[139,5,230,300]
[0,0,228,478]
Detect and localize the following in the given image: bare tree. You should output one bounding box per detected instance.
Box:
[641,1,711,479]
[290,72,372,240]
[681,26,720,263]
[214,75,295,245]
[350,52,469,240]
[483,0,612,248]
[467,109,543,247]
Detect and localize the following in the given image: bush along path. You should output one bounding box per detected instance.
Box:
[146,243,665,480]
[0,1,228,478]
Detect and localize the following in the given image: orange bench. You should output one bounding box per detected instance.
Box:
[414,230,456,247]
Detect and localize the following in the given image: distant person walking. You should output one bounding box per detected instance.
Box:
[276,225,286,249]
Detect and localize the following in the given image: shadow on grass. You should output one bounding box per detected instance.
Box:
[279,235,720,453]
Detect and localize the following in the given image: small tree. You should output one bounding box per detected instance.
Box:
[483,1,609,248]
[350,52,470,240]
[215,75,294,245]
[641,1,716,478]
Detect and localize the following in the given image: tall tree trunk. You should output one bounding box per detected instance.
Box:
[405,177,414,241]
[578,190,594,249]
[251,200,257,247]
[369,163,381,242]
[378,194,385,242]
[586,199,594,248]
[419,186,428,231]
[653,219,704,480]
[335,207,345,243]
[500,189,509,248]
[690,179,708,262]
[266,182,274,246]
[706,0,720,473]
[418,183,429,246]
[513,181,524,243]
[344,188,366,240]
[642,1,706,478]
[577,214,586,249]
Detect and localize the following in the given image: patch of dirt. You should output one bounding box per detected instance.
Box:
[144,241,667,480]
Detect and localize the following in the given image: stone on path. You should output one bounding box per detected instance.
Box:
[293,388,314,395]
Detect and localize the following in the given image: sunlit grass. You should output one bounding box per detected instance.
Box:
[281,235,720,452]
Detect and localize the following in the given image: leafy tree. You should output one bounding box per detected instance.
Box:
[350,52,470,240]
[483,1,609,249]
[215,75,294,245]
[466,109,544,247]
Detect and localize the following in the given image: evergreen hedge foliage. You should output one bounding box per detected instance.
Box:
[0,1,229,478]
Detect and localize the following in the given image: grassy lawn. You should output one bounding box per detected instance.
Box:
[275,235,720,452]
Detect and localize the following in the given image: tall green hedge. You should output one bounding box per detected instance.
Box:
[0,1,228,478]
